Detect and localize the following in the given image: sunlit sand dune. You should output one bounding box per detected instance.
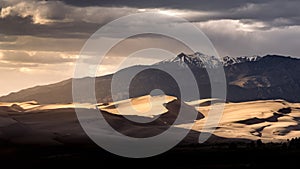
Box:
[0,95,300,146]
[194,99,300,142]
[0,95,203,145]
[98,95,176,117]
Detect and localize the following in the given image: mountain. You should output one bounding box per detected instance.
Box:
[159,52,262,68]
[160,52,222,68]
[222,55,262,66]
[0,53,299,104]
[226,55,300,102]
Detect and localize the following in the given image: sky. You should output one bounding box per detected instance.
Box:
[1,0,300,96]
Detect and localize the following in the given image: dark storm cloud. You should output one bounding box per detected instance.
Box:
[1,0,300,38]
[0,0,137,38]
[175,0,300,29]
[0,16,99,38]
[0,0,300,57]
[198,20,300,57]
[56,0,269,11]
[70,0,300,28]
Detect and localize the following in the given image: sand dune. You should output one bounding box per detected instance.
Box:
[0,95,203,145]
[194,99,300,142]
[98,95,176,117]
[0,96,300,146]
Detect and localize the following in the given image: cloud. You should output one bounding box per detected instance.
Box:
[1,3,300,61]
[1,0,300,40]
[0,36,86,52]
[0,0,136,24]
[55,0,267,11]
[197,20,300,57]
[175,1,300,30]
[0,51,76,65]
[0,0,137,38]
[50,0,300,28]
[0,0,67,24]
[0,15,99,39]
[0,61,38,68]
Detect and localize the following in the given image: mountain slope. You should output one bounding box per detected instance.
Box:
[0,54,299,104]
[226,55,300,102]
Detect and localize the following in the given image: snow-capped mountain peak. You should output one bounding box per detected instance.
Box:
[166,52,222,68]
[158,52,263,68]
[222,55,262,66]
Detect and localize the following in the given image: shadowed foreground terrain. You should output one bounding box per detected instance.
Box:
[2,141,300,169]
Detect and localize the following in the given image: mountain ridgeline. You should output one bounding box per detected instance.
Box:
[1,53,300,104]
